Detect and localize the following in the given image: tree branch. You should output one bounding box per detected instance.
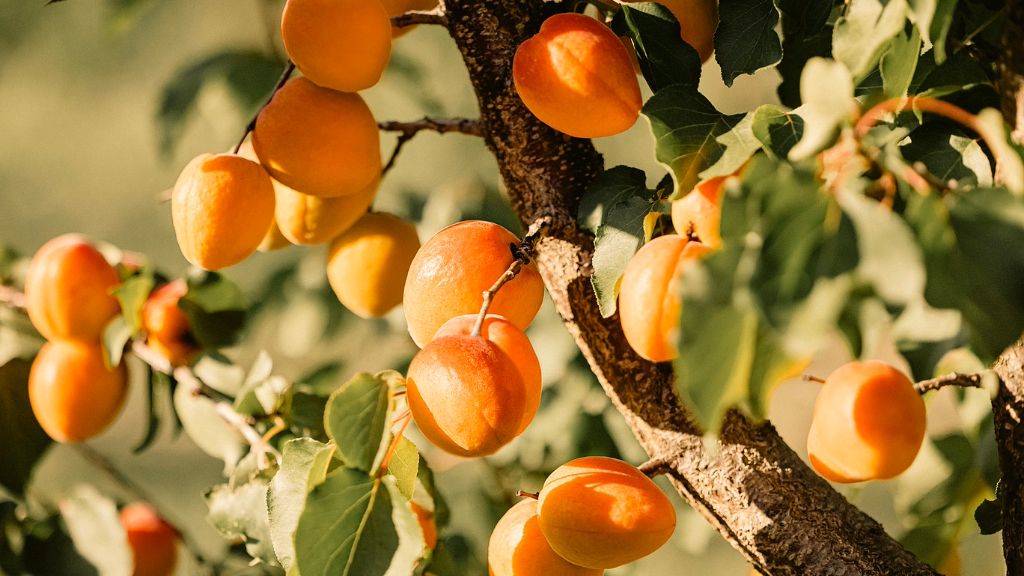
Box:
[378,117,483,176]
[0,284,27,312]
[914,372,986,395]
[390,7,447,29]
[444,1,938,573]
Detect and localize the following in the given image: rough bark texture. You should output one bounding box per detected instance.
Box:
[443,0,937,574]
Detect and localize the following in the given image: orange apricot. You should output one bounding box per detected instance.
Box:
[28,341,128,443]
[619,0,718,62]
[435,314,541,435]
[489,499,602,576]
[276,176,378,246]
[253,77,381,198]
[171,153,275,270]
[281,0,392,92]
[537,456,676,569]
[257,217,292,252]
[381,0,438,37]
[406,333,527,457]
[670,176,726,249]
[326,212,420,318]
[807,361,926,483]
[513,13,642,138]
[403,221,545,348]
[119,502,179,576]
[141,280,197,367]
[410,502,437,550]
[24,234,121,343]
[618,235,710,363]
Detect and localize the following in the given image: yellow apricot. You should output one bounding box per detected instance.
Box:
[171,153,276,270]
[257,217,292,252]
[276,176,378,246]
[513,13,642,138]
[807,361,926,483]
[618,235,709,363]
[619,0,718,62]
[141,280,197,367]
[489,499,603,576]
[380,0,438,37]
[327,212,420,318]
[403,221,545,348]
[670,176,726,249]
[406,333,527,457]
[28,341,128,443]
[281,0,392,92]
[538,457,676,569]
[24,234,121,343]
[410,502,437,550]
[120,503,179,576]
[253,77,381,198]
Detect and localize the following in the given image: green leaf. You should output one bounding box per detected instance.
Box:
[112,273,155,333]
[700,112,761,180]
[714,0,783,86]
[974,497,1002,535]
[234,351,290,418]
[909,0,958,63]
[613,4,702,92]
[101,316,132,370]
[975,109,1024,196]
[901,125,993,188]
[387,438,420,500]
[179,270,247,350]
[0,358,52,496]
[776,25,833,108]
[578,167,656,317]
[173,377,245,468]
[324,372,396,472]
[789,58,854,159]
[643,85,744,196]
[206,475,279,566]
[268,438,335,571]
[832,0,910,82]
[58,485,132,576]
[880,24,922,98]
[776,0,833,36]
[751,104,805,159]
[132,366,165,454]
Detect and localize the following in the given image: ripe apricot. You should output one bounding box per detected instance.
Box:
[171,153,275,270]
[618,235,709,363]
[670,176,726,249]
[538,456,676,569]
[257,217,292,252]
[619,0,718,62]
[141,280,197,367]
[119,502,178,576]
[807,361,926,483]
[281,0,392,92]
[403,221,545,348]
[327,212,420,318]
[434,314,541,435]
[410,502,437,550]
[513,13,642,138]
[406,333,527,457]
[24,234,121,343]
[253,77,381,198]
[28,340,128,443]
[276,176,378,246]
[489,499,602,576]
[380,0,437,37]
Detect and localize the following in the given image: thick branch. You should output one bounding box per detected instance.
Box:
[444,1,936,574]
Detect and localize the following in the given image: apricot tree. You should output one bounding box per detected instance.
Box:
[3,0,1024,575]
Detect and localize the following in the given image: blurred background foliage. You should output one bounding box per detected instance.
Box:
[0,0,1005,574]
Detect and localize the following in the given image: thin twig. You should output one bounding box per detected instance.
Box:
[232,61,296,154]
[638,456,675,478]
[914,372,986,395]
[377,117,483,177]
[390,7,448,28]
[515,490,539,500]
[802,374,826,384]
[0,284,27,312]
[469,218,549,337]
[214,402,282,470]
[381,132,416,178]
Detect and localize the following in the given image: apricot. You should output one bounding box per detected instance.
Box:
[410,502,437,550]
[807,361,926,483]
[513,13,642,138]
[276,175,378,246]
[28,340,128,443]
[670,176,726,249]
[435,314,541,435]
[403,221,545,348]
[380,0,438,37]
[141,280,197,367]
[119,502,178,576]
[253,77,381,198]
[489,499,602,576]
[326,212,420,318]
[406,333,527,457]
[24,234,121,342]
[281,0,392,92]
[171,153,275,270]
[618,235,709,363]
[619,0,718,63]
[257,217,292,252]
[537,457,676,569]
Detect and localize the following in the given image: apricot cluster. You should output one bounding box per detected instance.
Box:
[119,502,179,576]
[403,221,545,457]
[489,457,676,574]
[25,235,128,442]
[141,279,199,367]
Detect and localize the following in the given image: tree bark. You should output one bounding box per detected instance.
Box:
[442,0,937,574]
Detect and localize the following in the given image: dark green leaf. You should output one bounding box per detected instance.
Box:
[714,0,782,86]
[0,358,52,496]
[179,270,247,349]
[751,104,805,159]
[776,26,833,107]
[901,124,993,188]
[133,365,164,454]
[776,0,834,36]
[324,372,396,472]
[612,4,701,92]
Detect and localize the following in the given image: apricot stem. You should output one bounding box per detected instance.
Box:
[390,7,448,28]
[913,371,986,395]
[232,60,296,155]
[803,374,826,384]
[516,490,539,500]
[0,284,27,312]
[377,409,414,476]
[378,117,485,177]
[468,218,549,337]
[638,456,673,477]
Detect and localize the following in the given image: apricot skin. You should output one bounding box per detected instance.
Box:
[618,235,709,363]
[327,212,420,319]
[538,457,676,569]
[276,176,378,246]
[513,13,642,138]
[410,502,437,550]
[435,314,541,435]
[25,234,121,343]
[671,176,726,249]
[171,153,276,271]
[28,341,128,443]
[489,499,603,576]
[807,361,926,483]
[406,334,527,457]
[253,77,381,198]
[281,0,391,92]
[141,280,197,367]
[120,503,178,576]
[403,221,545,348]
[620,0,718,62]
